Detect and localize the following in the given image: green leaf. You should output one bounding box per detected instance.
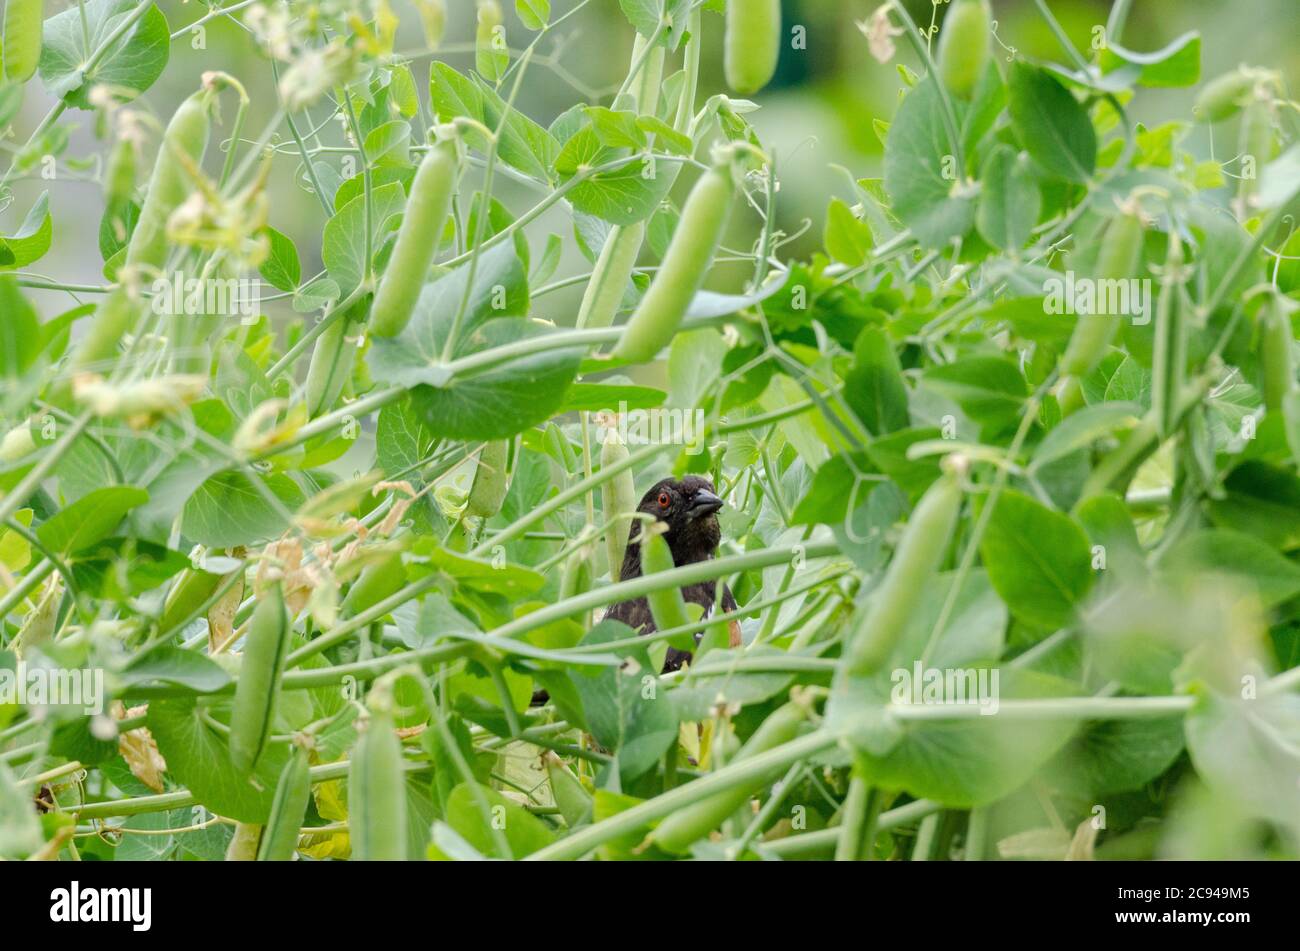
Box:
[369,241,529,390]
[556,126,673,225]
[1161,529,1300,609]
[1206,462,1300,551]
[515,0,551,31]
[0,192,52,269]
[258,226,301,292]
[1007,62,1097,184]
[923,357,1027,430]
[823,197,873,266]
[0,761,43,859]
[838,667,1081,807]
[39,0,170,109]
[440,783,554,858]
[1047,714,1186,797]
[428,63,559,183]
[362,120,413,168]
[1030,401,1144,471]
[844,326,910,436]
[422,546,546,599]
[559,382,666,413]
[618,0,693,49]
[671,646,801,723]
[118,645,233,693]
[181,471,306,548]
[1099,32,1201,88]
[883,77,976,249]
[1185,689,1300,836]
[979,489,1094,630]
[37,486,148,555]
[0,276,41,383]
[321,182,406,298]
[583,106,647,150]
[148,697,288,824]
[975,146,1040,251]
[568,620,679,783]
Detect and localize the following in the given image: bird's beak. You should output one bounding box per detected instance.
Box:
[687,489,724,518]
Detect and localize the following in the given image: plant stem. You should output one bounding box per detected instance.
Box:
[525,729,838,860]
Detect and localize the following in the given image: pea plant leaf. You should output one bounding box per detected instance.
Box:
[39,0,170,109]
[1007,62,1097,183]
[883,77,976,248]
[978,489,1095,630]
[1,0,1297,868]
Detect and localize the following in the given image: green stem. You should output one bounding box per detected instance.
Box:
[525,730,837,861]
[890,0,967,185]
[1032,0,1091,73]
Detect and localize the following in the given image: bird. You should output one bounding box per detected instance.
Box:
[605,475,742,672]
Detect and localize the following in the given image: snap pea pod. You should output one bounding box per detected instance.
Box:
[229,585,290,775]
[648,699,808,854]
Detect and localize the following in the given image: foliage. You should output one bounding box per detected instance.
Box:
[0,0,1298,862]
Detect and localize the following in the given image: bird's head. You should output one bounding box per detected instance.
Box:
[632,475,725,564]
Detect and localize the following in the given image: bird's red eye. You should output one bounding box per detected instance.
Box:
[657,492,670,509]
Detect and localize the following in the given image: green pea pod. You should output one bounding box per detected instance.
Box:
[229,585,290,776]
[475,0,506,81]
[224,821,263,861]
[1237,100,1274,214]
[1193,68,1265,123]
[466,440,511,517]
[53,286,137,403]
[2,0,43,83]
[1151,235,1186,438]
[937,0,990,100]
[542,422,576,473]
[558,544,592,601]
[612,163,735,363]
[724,0,781,96]
[348,707,407,860]
[1061,211,1145,378]
[1079,411,1160,501]
[304,316,356,418]
[640,528,692,632]
[412,0,446,48]
[1259,294,1296,414]
[629,33,666,116]
[600,431,636,580]
[544,751,593,828]
[104,136,137,206]
[369,138,459,338]
[1055,375,1085,418]
[340,553,406,618]
[257,745,312,861]
[159,565,224,634]
[847,470,963,676]
[649,700,808,854]
[127,89,213,270]
[575,38,664,332]
[576,221,644,329]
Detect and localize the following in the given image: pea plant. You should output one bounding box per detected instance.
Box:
[1,0,1298,863]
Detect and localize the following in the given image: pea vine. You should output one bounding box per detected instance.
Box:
[1,0,1298,862]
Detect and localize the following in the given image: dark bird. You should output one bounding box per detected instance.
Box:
[605,475,741,672]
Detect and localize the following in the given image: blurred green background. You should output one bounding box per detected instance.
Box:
[9,0,1300,320]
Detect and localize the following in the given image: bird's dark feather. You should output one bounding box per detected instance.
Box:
[604,475,739,672]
